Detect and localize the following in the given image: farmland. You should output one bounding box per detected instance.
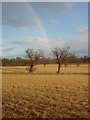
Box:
[2,64,89,118]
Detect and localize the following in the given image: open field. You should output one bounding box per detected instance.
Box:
[1,64,89,74]
[2,64,89,118]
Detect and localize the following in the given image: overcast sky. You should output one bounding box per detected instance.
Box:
[2,2,88,58]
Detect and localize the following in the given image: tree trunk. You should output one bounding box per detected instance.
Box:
[44,63,46,67]
[29,64,33,72]
[57,63,60,73]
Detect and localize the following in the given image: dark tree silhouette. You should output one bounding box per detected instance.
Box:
[25,49,43,72]
[52,47,70,73]
[43,57,46,67]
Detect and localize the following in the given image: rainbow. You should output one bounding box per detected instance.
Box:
[24,2,52,51]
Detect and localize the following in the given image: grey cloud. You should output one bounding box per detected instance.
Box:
[47,36,88,57]
[67,37,88,56]
[0,44,2,46]
[11,37,49,50]
[49,19,59,24]
[35,2,73,14]
[11,37,34,45]
[2,0,89,1]
[71,50,88,57]
[2,2,37,28]
[0,2,2,26]
[2,2,73,28]
[3,17,37,28]
[3,46,16,52]
[3,35,88,57]
[72,26,88,34]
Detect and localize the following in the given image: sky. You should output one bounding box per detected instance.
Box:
[2,2,88,58]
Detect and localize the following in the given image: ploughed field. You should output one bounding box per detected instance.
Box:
[2,64,89,118]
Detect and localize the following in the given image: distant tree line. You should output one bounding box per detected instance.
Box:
[1,47,89,73]
[1,55,89,66]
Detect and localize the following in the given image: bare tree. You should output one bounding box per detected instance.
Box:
[43,56,47,67]
[52,47,70,73]
[76,58,80,67]
[25,49,43,72]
